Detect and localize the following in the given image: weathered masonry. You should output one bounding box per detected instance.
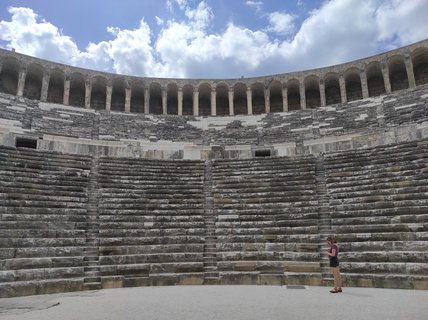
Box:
[0,40,427,116]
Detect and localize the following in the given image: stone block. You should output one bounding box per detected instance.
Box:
[284,261,320,273]
[101,276,124,289]
[178,273,204,285]
[234,261,256,271]
[219,272,259,285]
[258,274,284,286]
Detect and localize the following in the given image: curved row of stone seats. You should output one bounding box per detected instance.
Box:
[323,140,428,289]
[211,156,321,286]
[96,157,207,288]
[0,146,92,297]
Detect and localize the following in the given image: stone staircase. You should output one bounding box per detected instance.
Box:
[315,155,334,286]
[83,156,101,290]
[202,160,219,284]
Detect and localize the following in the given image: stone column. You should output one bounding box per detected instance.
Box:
[17,67,27,97]
[404,55,416,89]
[106,82,112,111]
[360,70,369,99]
[85,80,92,109]
[282,86,288,112]
[162,87,167,115]
[125,87,131,113]
[211,88,216,116]
[144,86,150,114]
[40,72,51,102]
[264,87,270,113]
[381,62,392,93]
[339,75,347,103]
[319,80,326,108]
[193,88,199,116]
[63,76,71,106]
[228,89,234,116]
[177,87,183,116]
[299,82,306,110]
[246,87,252,115]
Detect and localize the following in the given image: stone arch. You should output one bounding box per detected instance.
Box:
[167,83,178,115]
[324,73,341,106]
[198,83,211,116]
[251,82,265,114]
[149,82,162,114]
[182,85,194,115]
[216,82,229,116]
[411,47,428,86]
[366,61,385,97]
[304,75,320,109]
[388,55,409,91]
[23,63,43,100]
[47,68,65,104]
[344,68,362,102]
[233,82,247,115]
[130,81,145,113]
[90,76,107,110]
[269,80,283,113]
[0,57,20,95]
[111,78,126,112]
[287,79,300,111]
[69,73,86,108]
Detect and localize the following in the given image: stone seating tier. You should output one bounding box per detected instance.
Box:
[1,140,428,296]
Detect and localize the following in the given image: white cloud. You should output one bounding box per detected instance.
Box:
[245,1,264,11]
[266,12,295,36]
[1,1,428,79]
[155,16,164,25]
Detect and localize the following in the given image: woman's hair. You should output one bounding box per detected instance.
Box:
[327,236,337,243]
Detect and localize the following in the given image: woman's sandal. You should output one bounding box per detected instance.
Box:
[329,288,339,293]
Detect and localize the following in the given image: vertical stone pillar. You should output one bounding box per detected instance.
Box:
[125,87,131,113]
[339,75,347,103]
[228,89,234,116]
[177,87,183,116]
[63,76,70,106]
[162,87,167,115]
[246,87,252,115]
[299,82,306,110]
[211,88,216,116]
[40,72,50,102]
[106,82,112,111]
[264,87,270,113]
[404,55,416,89]
[360,70,369,99]
[85,80,92,109]
[193,89,199,116]
[17,67,27,97]
[144,86,150,114]
[381,62,392,93]
[319,80,326,108]
[282,86,288,112]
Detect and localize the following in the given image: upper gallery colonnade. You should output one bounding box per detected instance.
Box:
[0,39,427,116]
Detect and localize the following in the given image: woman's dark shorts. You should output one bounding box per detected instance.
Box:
[330,257,339,268]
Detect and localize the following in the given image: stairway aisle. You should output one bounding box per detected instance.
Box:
[315,155,334,286]
[83,156,101,290]
[203,160,219,284]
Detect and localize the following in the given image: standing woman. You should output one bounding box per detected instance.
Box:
[327,236,342,293]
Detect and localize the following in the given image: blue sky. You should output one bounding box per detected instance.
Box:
[1,0,427,79]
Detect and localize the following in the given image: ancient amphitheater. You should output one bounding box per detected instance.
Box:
[0,38,427,298]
